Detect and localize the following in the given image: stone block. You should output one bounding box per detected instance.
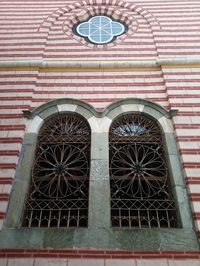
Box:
[0,259,7,266]
[106,106,123,120]
[88,116,100,133]
[88,179,110,228]
[136,259,168,266]
[68,259,104,266]
[28,116,43,134]
[143,106,163,121]
[90,160,109,180]
[0,228,44,248]
[38,106,58,120]
[43,229,75,248]
[167,154,185,187]
[121,104,144,113]
[34,258,67,266]
[116,229,160,251]
[172,186,193,228]
[168,260,200,266]
[7,258,34,266]
[164,133,178,155]
[159,229,199,250]
[57,104,77,113]
[158,116,174,133]
[75,106,93,119]
[91,133,109,160]
[22,133,37,145]
[74,227,116,250]
[105,259,136,266]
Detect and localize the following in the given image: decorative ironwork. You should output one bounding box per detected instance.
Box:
[110,114,161,143]
[109,114,177,228]
[23,114,90,228]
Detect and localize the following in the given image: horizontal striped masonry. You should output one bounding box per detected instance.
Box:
[162,65,200,237]
[0,66,168,228]
[0,0,199,60]
[0,65,200,236]
[0,249,200,259]
[0,0,200,254]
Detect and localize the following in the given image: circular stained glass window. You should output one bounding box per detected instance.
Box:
[74,15,127,44]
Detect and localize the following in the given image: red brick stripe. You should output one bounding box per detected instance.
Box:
[190,193,200,201]
[174,124,200,129]
[0,125,25,131]
[0,194,9,201]
[187,178,200,184]
[0,249,200,259]
[0,151,19,156]
[180,149,200,155]
[0,178,13,184]
[0,89,33,93]
[0,138,22,143]
[0,164,16,169]
[0,105,30,110]
[193,212,200,220]
[177,137,200,142]
[0,114,23,119]
[177,112,200,116]
[183,163,200,169]
[171,103,200,107]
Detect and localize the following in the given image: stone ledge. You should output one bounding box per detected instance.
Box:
[0,58,200,69]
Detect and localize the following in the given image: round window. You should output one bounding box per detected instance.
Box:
[74,15,127,45]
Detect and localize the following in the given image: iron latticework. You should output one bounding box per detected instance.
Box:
[109,114,177,228]
[23,114,90,228]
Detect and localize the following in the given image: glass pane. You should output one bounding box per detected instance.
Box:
[75,15,126,44]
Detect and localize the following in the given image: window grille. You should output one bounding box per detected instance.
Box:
[109,114,177,228]
[23,114,90,228]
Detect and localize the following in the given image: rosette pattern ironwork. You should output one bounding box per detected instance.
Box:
[109,114,177,228]
[23,114,90,228]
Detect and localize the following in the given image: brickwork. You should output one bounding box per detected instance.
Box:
[0,0,200,264]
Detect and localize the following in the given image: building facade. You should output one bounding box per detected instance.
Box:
[0,0,200,265]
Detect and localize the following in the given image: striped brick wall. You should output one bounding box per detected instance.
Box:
[0,66,169,230]
[162,65,200,237]
[0,0,200,60]
[0,0,200,264]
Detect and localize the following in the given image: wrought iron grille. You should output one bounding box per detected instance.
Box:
[109,114,177,228]
[23,114,90,228]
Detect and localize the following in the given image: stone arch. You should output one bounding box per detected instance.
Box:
[38,0,162,34]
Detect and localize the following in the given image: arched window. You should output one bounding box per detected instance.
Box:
[109,113,177,228]
[22,113,91,228]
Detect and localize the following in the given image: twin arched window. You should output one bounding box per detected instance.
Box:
[23,112,177,228]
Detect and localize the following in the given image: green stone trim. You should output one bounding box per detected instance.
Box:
[104,98,177,119]
[0,228,198,250]
[23,98,177,120]
[23,98,99,119]
[5,133,37,228]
